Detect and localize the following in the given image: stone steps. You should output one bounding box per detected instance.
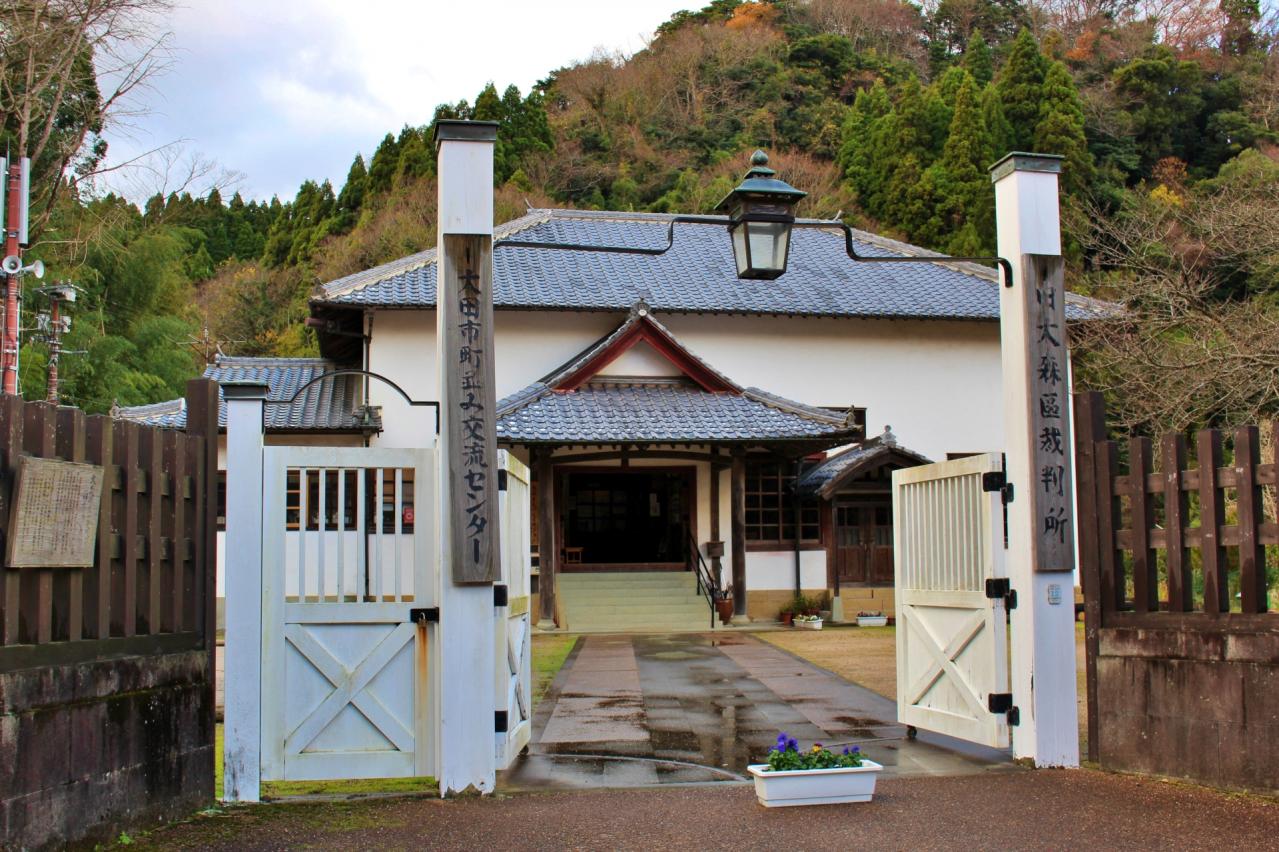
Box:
[558,571,716,632]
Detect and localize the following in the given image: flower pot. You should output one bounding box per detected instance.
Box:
[716,598,735,625]
[780,612,794,626]
[794,618,823,630]
[857,615,888,628]
[747,761,884,807]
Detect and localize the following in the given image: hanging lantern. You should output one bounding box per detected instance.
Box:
[716,150,807,280]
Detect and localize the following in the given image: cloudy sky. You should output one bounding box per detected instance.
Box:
[104,0,700,201]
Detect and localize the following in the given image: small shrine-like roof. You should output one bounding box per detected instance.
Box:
[795,430,932,499]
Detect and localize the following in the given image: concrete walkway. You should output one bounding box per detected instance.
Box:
[503,632,1013,790]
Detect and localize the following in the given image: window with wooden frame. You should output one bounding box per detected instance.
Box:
[744,459,821,548]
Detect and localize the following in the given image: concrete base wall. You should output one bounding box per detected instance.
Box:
[837,587,895,619]
[0,647,213,850]
[1096,627,1279,794]
[745,589,828,622]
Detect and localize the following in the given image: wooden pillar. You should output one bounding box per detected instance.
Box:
[434,119,499,796]
[221,381,268,803]
[1072,390,1104,765]
[993,151,1079,767]
[536,452,557,628]
[730,452,747,619]
[709,449,722,587]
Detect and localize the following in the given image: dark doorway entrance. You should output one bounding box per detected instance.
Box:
[834,498,894,584]
[561,468,693,570]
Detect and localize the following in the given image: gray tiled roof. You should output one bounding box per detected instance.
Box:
[496,379,859,445]
[795,431,932,498]
[315,209,1112,321]
[113,357,373,432]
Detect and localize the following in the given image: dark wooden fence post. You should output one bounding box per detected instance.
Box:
[85,414,114,639]
[1072,391,1105,764]
[1129,437,1157,613]
[1162,434,1190,612]
[1197,429,1227,614]
[56,406,87,641]
[1235,426,1266,613]
[185,379,219,656]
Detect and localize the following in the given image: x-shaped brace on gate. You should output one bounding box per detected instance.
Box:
[903,606,989,721]
[284,623,416,756]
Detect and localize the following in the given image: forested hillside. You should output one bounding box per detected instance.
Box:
[6,0,1279,431]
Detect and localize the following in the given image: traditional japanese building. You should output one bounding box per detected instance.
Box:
[119,207,1107,629]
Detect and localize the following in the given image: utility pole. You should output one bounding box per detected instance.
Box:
[36,283,76,404]
[1,156,38,397]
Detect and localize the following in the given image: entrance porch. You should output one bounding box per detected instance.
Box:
[494,303,866,631]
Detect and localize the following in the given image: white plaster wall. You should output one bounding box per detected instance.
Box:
[746,550,827,591]
[659,314,1004,461]
[365,309,1004,462]
[597,340,679,377]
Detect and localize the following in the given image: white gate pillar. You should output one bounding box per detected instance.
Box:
[434,120,499,795]
[221,381,269,802]
[992,153,1080,767]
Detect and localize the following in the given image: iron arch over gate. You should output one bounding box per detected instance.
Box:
[281,369,442,434]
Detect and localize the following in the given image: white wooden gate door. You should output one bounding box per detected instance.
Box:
[261,446,436,781]
[893,453,1011,748]
[495,451,532,768]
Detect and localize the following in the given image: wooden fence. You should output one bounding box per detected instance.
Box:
[1074,391,1279,792]
[0,379,219,849]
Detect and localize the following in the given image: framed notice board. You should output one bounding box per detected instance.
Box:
[6,456,104,568]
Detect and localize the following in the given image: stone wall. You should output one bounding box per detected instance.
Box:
[0,647,214,850]
[1096,626,1279,794]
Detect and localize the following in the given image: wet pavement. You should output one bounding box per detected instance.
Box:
[502,632,1016,790]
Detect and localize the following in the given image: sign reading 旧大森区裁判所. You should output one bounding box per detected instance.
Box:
[1026,255,1075,573]
[441,233,501,584]
[6,455,104,568]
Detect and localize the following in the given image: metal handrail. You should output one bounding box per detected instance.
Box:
[687,532,721,630]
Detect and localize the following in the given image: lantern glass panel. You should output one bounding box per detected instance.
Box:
[731,223,750,278]
[740,219,791,278]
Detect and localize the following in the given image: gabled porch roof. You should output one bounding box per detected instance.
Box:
[496,305,861,447]
[795,429,932,499]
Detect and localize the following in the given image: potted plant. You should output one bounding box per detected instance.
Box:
[715,588,735,625]
[748,733,883,807]
[857,610,888,628]
[778,603,795,626]
[794,613,823,630]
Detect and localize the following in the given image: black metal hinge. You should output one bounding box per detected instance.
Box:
[493,584,508,607]
[498,469,508,491]
[985,578,1018,610]
[988,693,1020,726]
[982,470,1014,505]
[409,607,439,624]
[495,710,509,733]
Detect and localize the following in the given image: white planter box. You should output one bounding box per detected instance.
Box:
[747,760,884,807]
[793,618,823,630]
[857,616,887,627]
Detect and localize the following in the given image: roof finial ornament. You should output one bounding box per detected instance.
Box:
[630,297,652,319]
[882,424,896,446]
[751,149,769,167]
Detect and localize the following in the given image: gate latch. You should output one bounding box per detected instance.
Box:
[981,470,1014,505]
[409,607,439,624]
[985,577,1017,610]
[988,692,1020,726]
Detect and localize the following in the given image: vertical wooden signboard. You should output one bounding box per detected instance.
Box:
[441,233,500,584]
[1024,254,1074,573]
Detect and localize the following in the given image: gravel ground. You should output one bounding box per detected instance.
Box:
[121,768,1278,851]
